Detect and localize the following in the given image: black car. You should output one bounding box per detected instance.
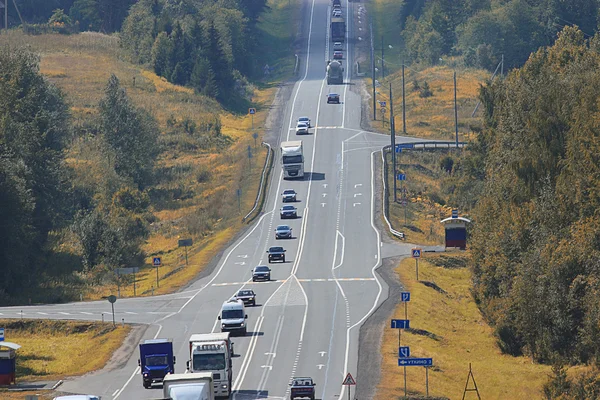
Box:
[252,266,271,281]
[267,246,286,263]
[235,289,256,306]
[327,93,340,104]
[280,205,298,219]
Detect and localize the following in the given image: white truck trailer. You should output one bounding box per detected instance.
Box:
[187,333,233,398]
[163,372,214,400]
[281,140,304,179]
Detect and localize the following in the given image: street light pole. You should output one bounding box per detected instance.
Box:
[381,36,385,79]
[370,23,376,121]
[390,83,396,203]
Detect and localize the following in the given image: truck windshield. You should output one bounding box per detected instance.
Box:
[283,155,303,164]
[193,353,226,370]
[145,355,168,366]
[222,309,244,319]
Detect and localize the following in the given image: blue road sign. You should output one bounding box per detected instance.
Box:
[0,327,4,341]
[379,101,387,107]
[401,292,411,302]
[395,147,402,153]
[398,358,433,367]
[397,173,406,181]
[391,319,410,329]
[399,346,410,358]
[248,108,256,115]
[395,143,414,151]
[412,248,422,258]
[153,257,161,267]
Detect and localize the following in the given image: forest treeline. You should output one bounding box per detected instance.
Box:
[396,0,599,70]
[451,26,600,393]
[0,47,158,304]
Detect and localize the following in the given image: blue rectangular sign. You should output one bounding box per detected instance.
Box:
[398,358,432,367]
[153,257,161,267]
[395,147,402,153]
[401,292,410,302]
[397,174,406,181]
[399,346,410,358]
[0,327,4,341]
[390,319,410,329]
[396,143,414,151]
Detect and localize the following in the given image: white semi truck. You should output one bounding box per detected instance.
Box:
[186,333,233,398]
[281,140,304,179]
[163,372,214,400]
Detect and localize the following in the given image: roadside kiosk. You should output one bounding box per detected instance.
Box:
[440,210,470,250]
[0,341,20,385]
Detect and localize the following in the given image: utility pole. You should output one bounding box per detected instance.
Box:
[381,36,385,79]
[454,71,459,148]
[390,83,396,203]
[370,23,376,121]
[4,0,8,32]
[402,63,406,135]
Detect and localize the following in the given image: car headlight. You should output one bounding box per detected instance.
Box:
[222,384,228,389]
[222,323,226,328]
[241,322,245,327]
[143,373,148,377]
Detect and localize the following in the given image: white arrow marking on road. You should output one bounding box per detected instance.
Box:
[261,365,273,370]
[354,193,362,197]
[237,255,248,258]
[234,262,246,265]
[265,352,276,358]
[319,351,327,357]
[355,184,362,188]
[317,364,325,370]
[323,184,328,188]
[353,203,361,207]
[322,193,327,197]
[321,203,326,207]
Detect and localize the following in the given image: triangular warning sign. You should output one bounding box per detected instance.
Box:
[342,372,356,386]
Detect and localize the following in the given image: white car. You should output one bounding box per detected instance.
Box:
[296,122,309,135]
[333,9,341,17]
[297,116,311,128]
[333,42,343,51]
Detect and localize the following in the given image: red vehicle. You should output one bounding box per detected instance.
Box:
[333,50,343,59]
[290,377,316,400]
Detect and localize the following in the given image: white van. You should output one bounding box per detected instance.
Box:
[53,396,101,400]
[218,299,248,336]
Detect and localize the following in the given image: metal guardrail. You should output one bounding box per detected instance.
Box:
[395,141,467,150]
[294,54,300,75]
[381,145,405,240]
[243,142,273,222]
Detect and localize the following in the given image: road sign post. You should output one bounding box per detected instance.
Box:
[153,257,161,288]
[342,372,356,400]
[248,108,256,129]
[412,249,422,281]
[178,239,193,266]
[401,292,410,320]
[107,295,117,327]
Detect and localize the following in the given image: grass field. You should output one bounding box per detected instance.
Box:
[0,319,129,399]
[376,254,551,399]
[0,0,300,304]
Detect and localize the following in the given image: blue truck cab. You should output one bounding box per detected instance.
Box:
[138,338,176,388]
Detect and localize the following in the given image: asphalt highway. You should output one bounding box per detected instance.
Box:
[0,0,431,398]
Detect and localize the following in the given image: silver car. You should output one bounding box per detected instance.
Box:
[275,225,293,239]
[296,122,309,135]
[280,205,298,219]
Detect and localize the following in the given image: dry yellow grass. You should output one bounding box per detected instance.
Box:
[0,320,130,382]
[376,254,550,399]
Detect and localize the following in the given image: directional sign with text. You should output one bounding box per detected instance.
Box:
[412,248,422,258]
[398,358,433,367]
[401,292,411,302]
[153,257,161,267]
[399,346,410,358]
[390,319,410,329]
[0,327,4,342]
[396,143,414,150]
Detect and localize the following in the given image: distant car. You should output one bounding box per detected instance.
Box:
[298,116,311,128]
[275,225,293,239]
[333,50,343,59]
[282,189,297,202]
[333,9,341,17]
[290,377,316,400]
[252,266,271,281]
[235,289,256,306]
[280,205,298,219]
[333,4,341,10]
[296,122,309,135]
[267,246,286,263]
[333,42,343,51]
[327,93,340,104]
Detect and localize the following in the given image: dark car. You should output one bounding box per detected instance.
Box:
[275,225,292,239]
[327,93,340,104]
[252,266,271,282]
[282,189,297,202]
[234,289,256,306]
[266,246,286,263]
[280,205,298,219]
[290,377,316,400]
[333,50,343,59]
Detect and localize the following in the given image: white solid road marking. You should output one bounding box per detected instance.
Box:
[124,311,137,315]
[58,312,70,315]
[112,389,119,397]
[80,312,93,315]
[37,312,48,315]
